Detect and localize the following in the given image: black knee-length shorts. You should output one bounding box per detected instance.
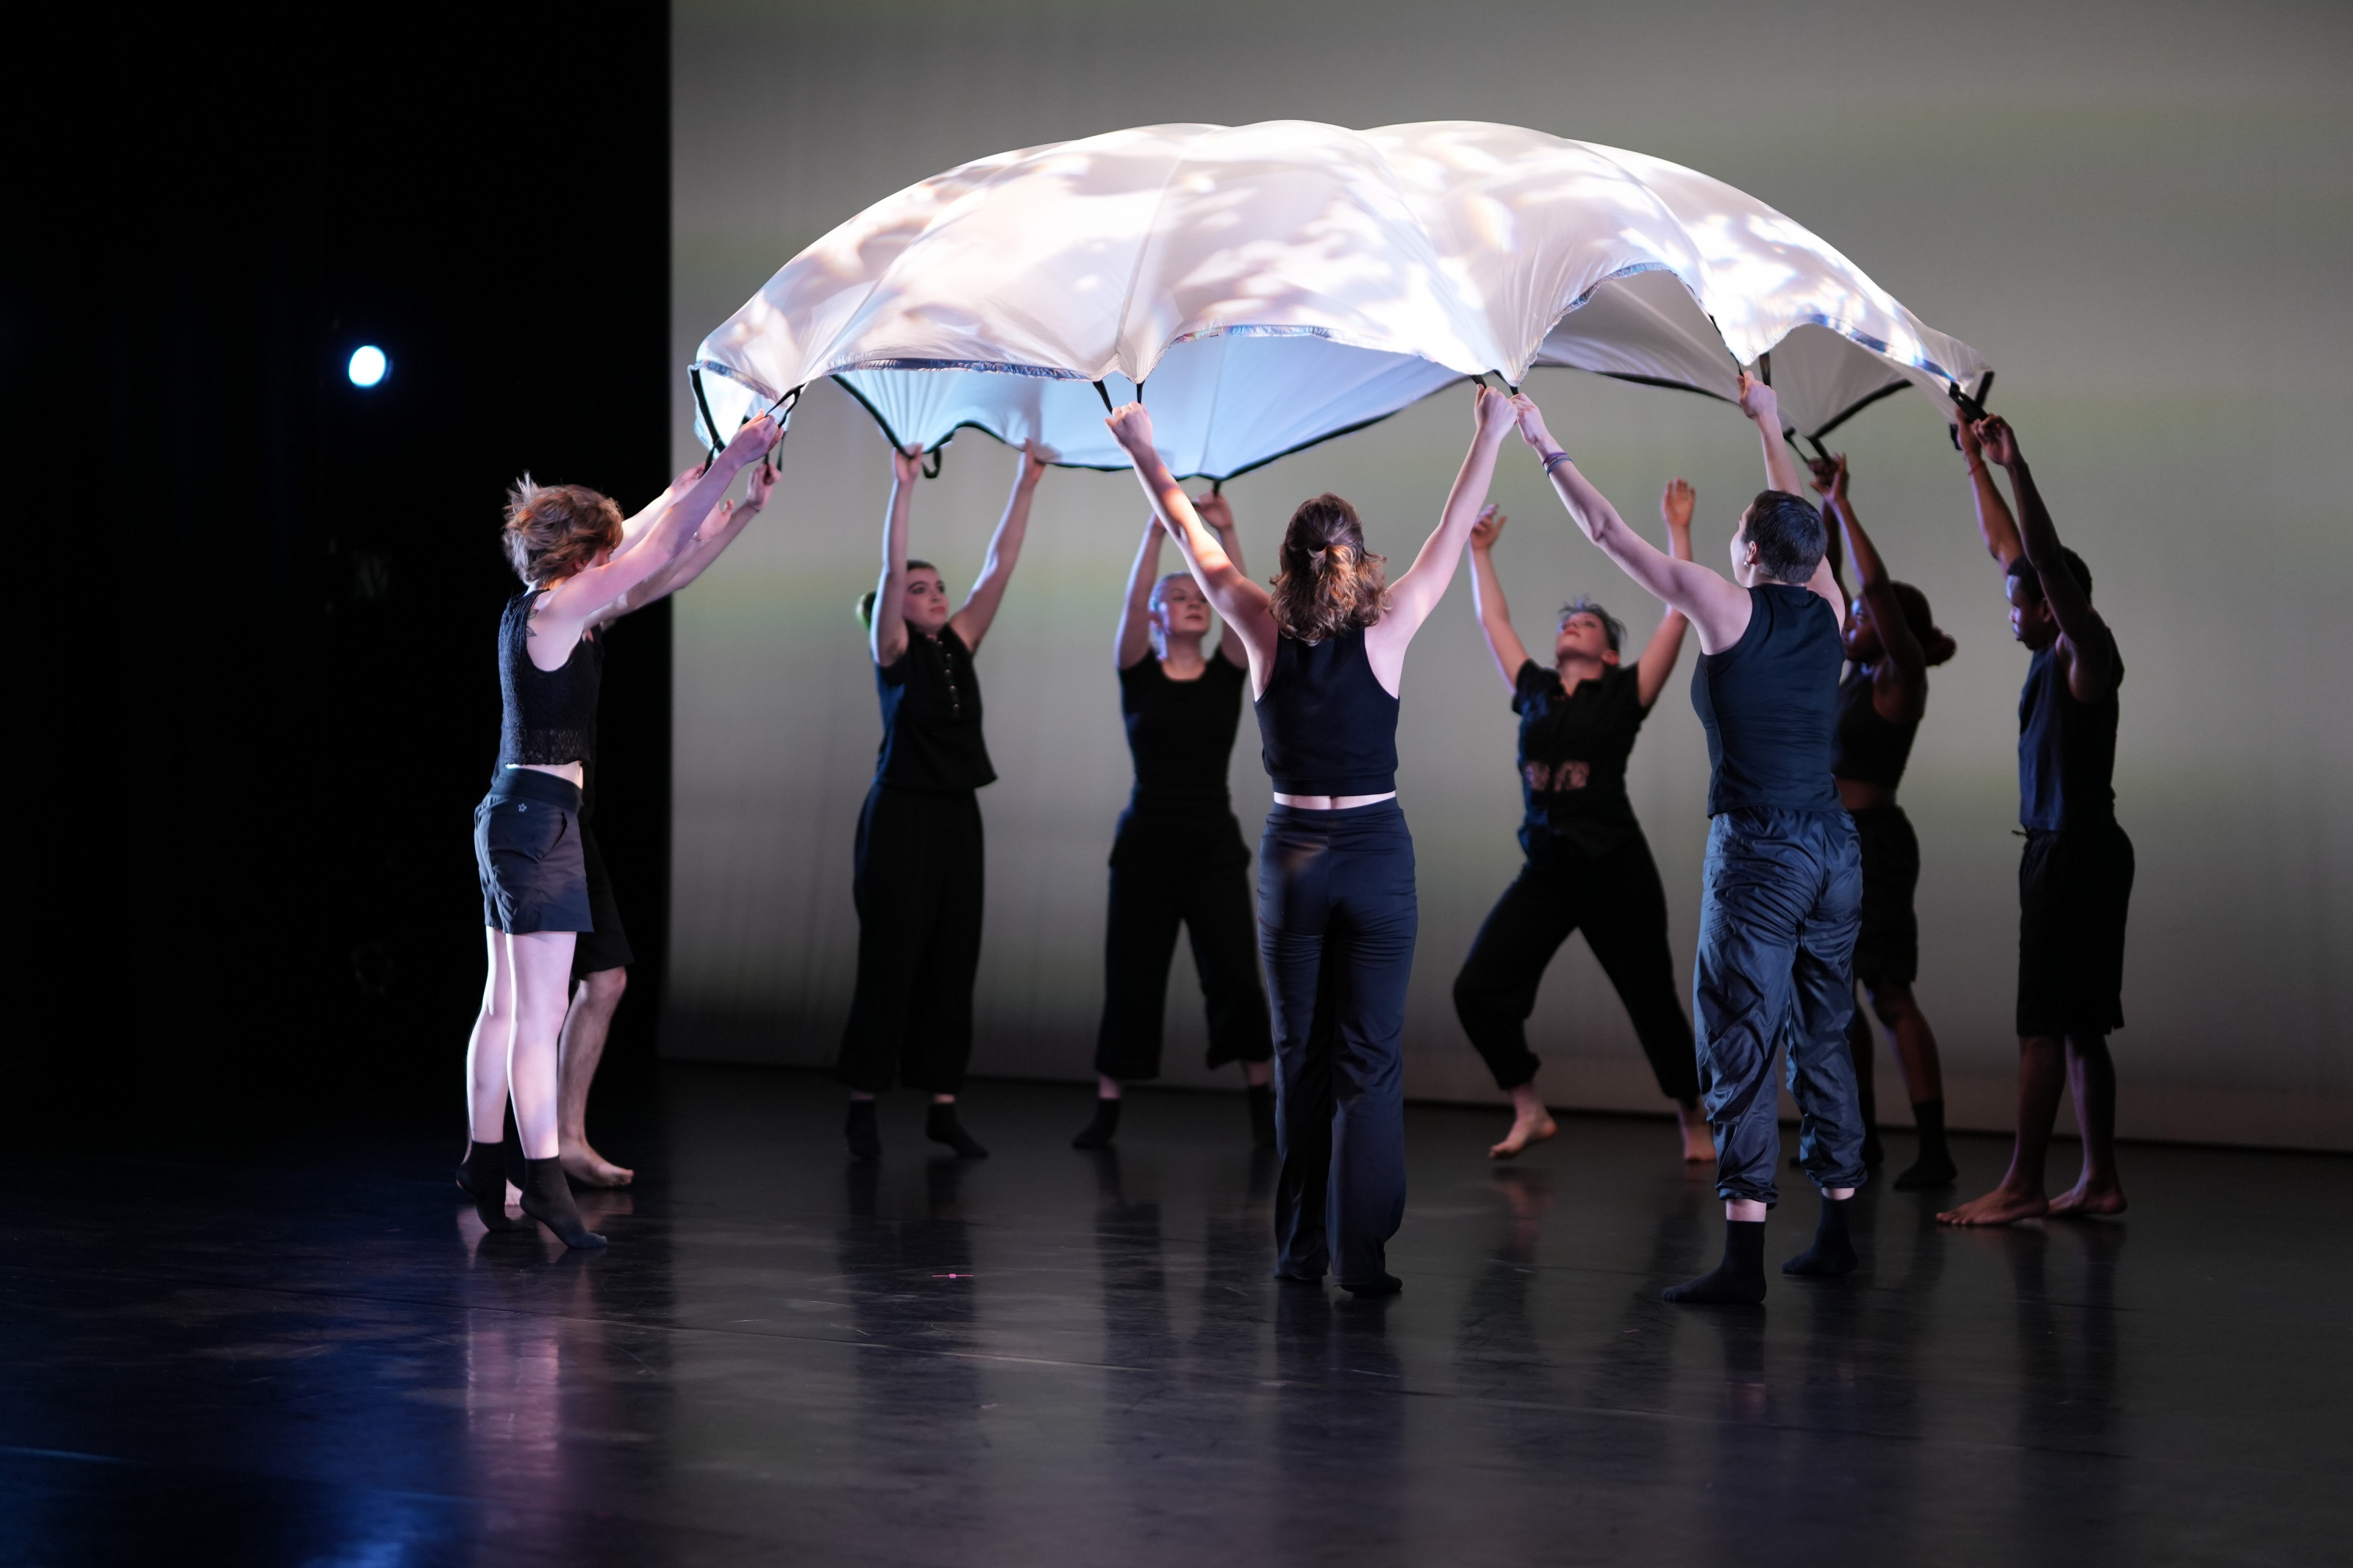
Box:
[2017,822,2133,1037]
[1849,806,1920,988]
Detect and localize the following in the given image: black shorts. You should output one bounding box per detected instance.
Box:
[571,817,634,978]
[2017,823,2134,1037]
[1849,806,1920,987]
[474,770,593,935]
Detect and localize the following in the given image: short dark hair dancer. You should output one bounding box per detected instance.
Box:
[839,440,1046,1162]
[1107,385,1515,1297]
[1808,453,1961,1190]
[1512,376,1864,1305]
[1073,494,1277,1150]
[1452,488,1713,1164]
[460,412,780,1247]
[1938,412,2132,1226]
[552,459,780,1191]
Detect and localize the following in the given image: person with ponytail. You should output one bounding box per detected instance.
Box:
[1072,495,1276,1151]
[1810,453,1961,1190]
[838,439,1048,1163]
[1105,385,1516,1297]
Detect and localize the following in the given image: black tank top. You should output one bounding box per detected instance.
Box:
[876,627,996,792]
[2018,640,2121,830]
[1690,584,1842,816]
[1832,667,1918,790]
[1254,626,1399,795]
[1121,651,1246,816]
[498,590,601,767]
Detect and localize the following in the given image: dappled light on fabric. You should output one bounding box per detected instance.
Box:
[692,121,1987,479]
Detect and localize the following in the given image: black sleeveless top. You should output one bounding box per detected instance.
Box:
[2018,639,2121,831]
[1513,660,1650,856]
[876,627,996,792]
[1254,626,1399,795]
[1690,584,1843,816]
[1121,651,1246,817]
[1832,667,1918,791]
[498,590,601,768]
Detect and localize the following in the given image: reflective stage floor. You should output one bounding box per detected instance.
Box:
[4,1066,2346,1567]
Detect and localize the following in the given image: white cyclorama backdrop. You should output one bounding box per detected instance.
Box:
[667,0,2352,1150]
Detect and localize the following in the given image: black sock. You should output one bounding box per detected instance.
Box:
[844,1099,880,1163]
[1071,1096,1121,1150]
[1782,1194,1857,1277]
[1664,1220,1768,1304]
[926,1102,989,1159]
[1894,1099,1957,1189]
[1247,1081,1277,1148]
[456,1139,524,1230]
[520,1156,607,1250]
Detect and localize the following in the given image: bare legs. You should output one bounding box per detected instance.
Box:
[1674,1097,1714,1162]
[1865,980,1943,1103]
[557,968,634,1188]
[1938,1031,2126,1225]
[465,928,582,1161]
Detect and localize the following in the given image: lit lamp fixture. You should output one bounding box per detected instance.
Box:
[347,345,390,388]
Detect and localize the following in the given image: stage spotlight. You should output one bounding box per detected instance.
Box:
[347,345,390,388]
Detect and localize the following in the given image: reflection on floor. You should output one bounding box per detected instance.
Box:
[4,1065,2346,1567]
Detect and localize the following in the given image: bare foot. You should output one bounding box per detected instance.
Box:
[560,1145,635,1189]
[1489,1109,1557,1161]
[2046,1178,2127,1218]
[1675,1101,1715,1164]
[1937,1184,2049,1226]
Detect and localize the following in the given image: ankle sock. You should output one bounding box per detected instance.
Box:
[456,1139,524,1230]
[1893,1098,1958,1189]
[926,1103,990,1159]
[1664,1220,1768,1304]
[1071,1097,1121,1150]
[1782,1194,1857,1277]
[520,1156,607,1250]
[1247,1082,1277,1148]
[844,1099,880,1163]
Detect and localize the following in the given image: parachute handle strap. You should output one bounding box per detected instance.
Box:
[690,368,724,474]
[1946,373,1993,451]
[923,445,944,480]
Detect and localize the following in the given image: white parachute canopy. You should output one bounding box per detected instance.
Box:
[692,121,1988,479]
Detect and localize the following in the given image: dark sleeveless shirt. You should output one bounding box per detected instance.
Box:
[1513,660,1649,856]
[498,590,602,767]
[1121,651,1246,817]
[2018,640,2121,831]
[1254,626,1399,795]
[876,626,996,792]
[1832,667,1918,790]
[1690,584,1843,816]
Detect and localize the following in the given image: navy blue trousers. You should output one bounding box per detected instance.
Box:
[1257,801,1416,1286]
[1694,807,1866,1205]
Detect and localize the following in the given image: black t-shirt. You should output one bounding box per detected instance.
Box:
[875,627,996,792]
[1513,659,1651,856]
[1119,651,1246,816]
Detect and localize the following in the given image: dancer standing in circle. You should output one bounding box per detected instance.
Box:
[1106,384,1515,1297]
[839,440,1048,1162]
[1073,495,1277,1151]
[1452,490,1713,1163]
[461,413,781,1247]
[1807,452,1960,1190]
[1938,412,2132,1225]
[1510,376,1864,1305]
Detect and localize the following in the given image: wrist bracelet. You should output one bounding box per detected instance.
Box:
[1542,449,1574,473]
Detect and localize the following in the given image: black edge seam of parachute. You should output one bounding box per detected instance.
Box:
[1803,377,1913,442]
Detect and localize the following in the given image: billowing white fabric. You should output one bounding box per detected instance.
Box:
[693,121,1986,477]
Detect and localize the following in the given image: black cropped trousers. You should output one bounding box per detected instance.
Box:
[1452,830,1699,1103]
[837,782,984,1095]
[1094,811,1273,1081]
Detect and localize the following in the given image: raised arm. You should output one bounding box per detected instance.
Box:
[1513,393,1752,654]
[1953,409,2025,569]
[1978,415,2115,701]
[1633,479,1696,707]
[1105,404,1280,683]
[1363,384,1515,685]
[609,461,710,561]
[1815,454,1927,710]
[949,442,1049,654]
[1738,375,1840,612]
[610,457,778,620]
[1114,513,1165,670]
[536,415,777,652]
[1195,490,1252,667]
[869,445,924,667]
[1465,505,1532,692]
